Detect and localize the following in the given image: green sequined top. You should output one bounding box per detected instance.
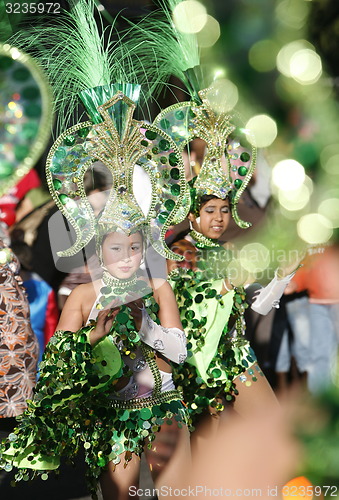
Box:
[169,241,257,420]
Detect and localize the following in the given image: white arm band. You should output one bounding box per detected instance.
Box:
[251,269,297,316]
[138,309,187,364]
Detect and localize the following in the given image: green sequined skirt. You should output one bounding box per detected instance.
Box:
[0,389,188,499]
[172,338,258,424]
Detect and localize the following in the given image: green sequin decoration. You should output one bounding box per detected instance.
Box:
[145,130,157,140]
[164,199,175,211]
[240,152,250,162]
[158,139,170,151]
[160,118,170,129]
[169,153,179,167]
[170,184,180,195]
[170,167,180,179]
[238,166,248,176]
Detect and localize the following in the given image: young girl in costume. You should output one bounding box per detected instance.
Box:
[1,2,191,498]
[0,224,189,500]
[54,226,189,499]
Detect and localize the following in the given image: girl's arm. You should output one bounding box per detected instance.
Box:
[131,280,187,363]
[56,284,120,346]
[155,279,183,329]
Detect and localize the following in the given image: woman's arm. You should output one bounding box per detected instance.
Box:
[138,279,187,363]
[154,279,183,329]
[56,284,121,346]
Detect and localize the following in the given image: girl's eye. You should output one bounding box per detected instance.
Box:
[131,246,141,251]
[222,207,229,213]
[110,247,120,251]
[205,208,214,213]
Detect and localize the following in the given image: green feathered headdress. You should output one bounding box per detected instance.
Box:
[8,0,157,136]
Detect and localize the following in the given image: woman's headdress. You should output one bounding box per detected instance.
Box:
[47,87,188,260]
[123,0,257,228]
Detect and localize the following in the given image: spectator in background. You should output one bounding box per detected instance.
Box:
[10,241,59,364]
[57,163,112,308]
[10,163,111,297]
[167,238,198,274]
[284,244,339,394]
[0,240,39,438]
[0,168,48,228]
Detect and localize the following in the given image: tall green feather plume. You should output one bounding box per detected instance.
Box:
[121,0,203,102]
[8,0,152,134]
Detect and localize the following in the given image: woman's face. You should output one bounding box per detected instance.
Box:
[189,197,231,240]
[102,231,143,279]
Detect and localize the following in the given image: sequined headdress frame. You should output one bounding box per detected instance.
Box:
[153,87,257,228]
[8,0,190,260]
[0,44,53,198]
[46,86,188,260]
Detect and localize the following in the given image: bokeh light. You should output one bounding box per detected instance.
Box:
[318,198,339,228]
[272,159,305,191]
[206,78,238,112]
[290,48,322,85]
[239,243,270,273]
[196,15,220,48]
[282,476,315,500]
[276,40,314,77]
[278,184,310,211]
[276,0,309,30]
[297,213,333,244]
[173,0,207,34]
[248,39,279,72]
[320,144,339,175]
[245,114,277,147]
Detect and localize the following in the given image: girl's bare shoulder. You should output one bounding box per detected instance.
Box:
[67,280,99,303]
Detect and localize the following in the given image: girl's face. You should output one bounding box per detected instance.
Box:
[102,232,143,279]
[189,197,231,240]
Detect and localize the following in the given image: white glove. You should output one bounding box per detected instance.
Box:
[138,309,187,364]
[251,269,297,316]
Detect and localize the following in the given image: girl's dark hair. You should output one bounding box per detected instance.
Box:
[200,194,220,207]
[10,241,33,271]
[191,194,230,215]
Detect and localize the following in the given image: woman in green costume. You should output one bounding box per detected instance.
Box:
[170,187,285,426]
